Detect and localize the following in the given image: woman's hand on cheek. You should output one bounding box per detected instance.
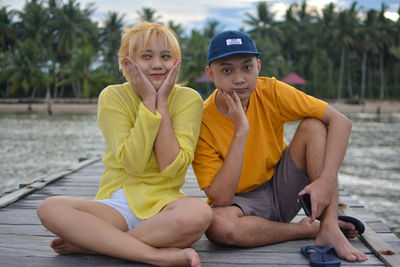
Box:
[156,59,181,104]
[124,57,156,102]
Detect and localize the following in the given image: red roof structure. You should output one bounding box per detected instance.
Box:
[194,73,211,83]
[281,72,306,85]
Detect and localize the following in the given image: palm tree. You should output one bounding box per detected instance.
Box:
[376,3,392,99]
[203,19,223,39]
[388,7,400,95]
[6,39,47,100]
[0,5,16,52]
[335,2,359,99]
[294,1,317,24]
[100,11,125,81]
[290,1,319,91]
[15,0,49,43]
[49,0,82,96]
[63,45,91,98]
[0,6,17,97]
[14,0,53,101]
[243,1,284,77]
[181,29,209,94]
[136,7,161,23]
[358,9,381,100]
[278,4,297,71]
[244,1,280,44]
[61,43,111,98]
[49,0,97,97]
[253,32,285,78]
[167,20,185,41]
[320,3,339,97]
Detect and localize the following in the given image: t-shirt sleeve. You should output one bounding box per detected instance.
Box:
[98,87,161,175]
[271,80,328,122]
[160,89,204,178]
[192,123,223,190]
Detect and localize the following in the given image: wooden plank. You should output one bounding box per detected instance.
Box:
[49,181,101,187]
[339,195,365,207]
[367,221,393,233]
[0,157,101,208]
[5,197,93,209]
[0,235,55,256]
[35,187,98,197]
[192,238,372,254]
[198,251,383,265]
[350,206,382,222]
[0,160,397,267]
[340,205,400,267]
[0,214,42,224]
[0,255,150,267]
[0,224,51,235]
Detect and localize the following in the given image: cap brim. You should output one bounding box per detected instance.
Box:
[208,51,262,65]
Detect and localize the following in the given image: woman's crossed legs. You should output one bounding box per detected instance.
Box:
[37,196,212,267]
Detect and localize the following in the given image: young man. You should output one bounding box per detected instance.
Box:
[192,30,367,262]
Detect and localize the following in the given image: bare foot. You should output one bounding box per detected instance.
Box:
[50,237,94,255]
[315,223,367,262]
[338,219,358,238]
[301,217,359,238]
[157,247,201,267]
[184,248,201,267]
[299,217,320,238]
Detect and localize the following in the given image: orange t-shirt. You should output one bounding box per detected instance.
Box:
[192,77,328,193]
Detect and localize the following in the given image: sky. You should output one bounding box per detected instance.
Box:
[2,0,400,34]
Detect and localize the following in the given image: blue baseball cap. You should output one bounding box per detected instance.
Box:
[207,30,262,65]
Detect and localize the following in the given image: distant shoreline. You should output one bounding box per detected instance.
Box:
[0,103,98,113]
[1,98,400,114]
[329,100,400,114]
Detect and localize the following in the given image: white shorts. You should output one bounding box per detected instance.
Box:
[97,188,144,231]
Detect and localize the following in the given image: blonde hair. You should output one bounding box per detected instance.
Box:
[119,22,181,81]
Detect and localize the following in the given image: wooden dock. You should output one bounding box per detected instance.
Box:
[1,157,399,266]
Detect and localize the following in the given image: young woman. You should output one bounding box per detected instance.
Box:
[37,22,212,267]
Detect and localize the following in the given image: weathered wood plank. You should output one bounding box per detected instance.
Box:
[367,221,393,233]
[340,205,400,267]
[192,238,372,254]
[32,187,99,196]
[0,224,51,235]
[198,251,383,265]
[339,195,365,207]
[0,160,397,267]
[0,255,150,267]
[0,157,101,208]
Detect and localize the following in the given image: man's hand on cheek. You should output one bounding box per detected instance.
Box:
[221,91,249,133]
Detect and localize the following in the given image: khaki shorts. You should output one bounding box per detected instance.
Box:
[230,146,310,222]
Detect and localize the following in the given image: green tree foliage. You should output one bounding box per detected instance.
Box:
[0,5,17,97]
[137,7,161,23]
[0,0,399,100]
[244,1,279,40]
[180,29,209,96]
[6,39,47,98]
[100,11,125,83]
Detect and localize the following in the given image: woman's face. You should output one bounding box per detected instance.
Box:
[133,36,176,90]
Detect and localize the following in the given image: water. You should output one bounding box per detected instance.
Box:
[0,112,105,193]
[341,113,400,235]
[284,113,400,236]
[0,111,399,235]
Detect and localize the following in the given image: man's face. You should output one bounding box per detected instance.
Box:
[206,54,261,101]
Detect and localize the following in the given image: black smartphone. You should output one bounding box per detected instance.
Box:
[298,193,312,217]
